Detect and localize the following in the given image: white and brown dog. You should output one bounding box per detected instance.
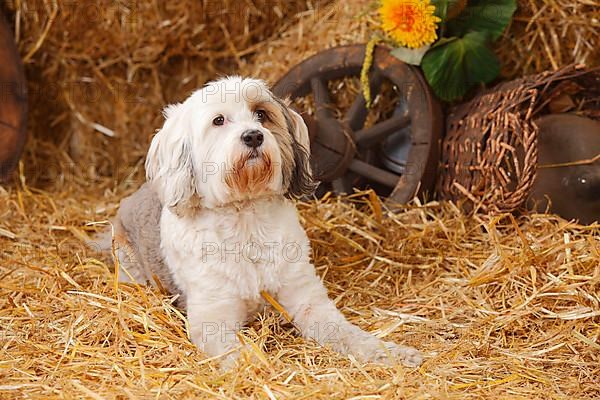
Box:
[110,77,422,368]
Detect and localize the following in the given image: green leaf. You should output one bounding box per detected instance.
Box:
[431,0,465,38]
[447,0,517,40]
[421,32,500,102]
[431,0,449,21]
[429,37,458,49]
[431,0,466,21]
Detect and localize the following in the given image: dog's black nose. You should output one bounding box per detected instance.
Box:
[241,130,264,148]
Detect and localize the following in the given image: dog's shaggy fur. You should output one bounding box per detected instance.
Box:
[110,77,422,368]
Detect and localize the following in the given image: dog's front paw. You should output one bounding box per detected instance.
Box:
[217,343,257,372]
[363,341,423,367]
[218,349,241,371]
[383,341,423,367]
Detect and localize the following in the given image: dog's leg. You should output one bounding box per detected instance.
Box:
[186,293,247,368]
[111,218,148,283]
[277,267,423,367]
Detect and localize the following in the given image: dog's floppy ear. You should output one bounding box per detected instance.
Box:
[145,103,200,216]
[286,107,318,198]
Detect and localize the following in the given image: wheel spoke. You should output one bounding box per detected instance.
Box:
[310,77,355,168]
[345,94,367,132]
[354,114,411,148]
[310,77,334,119]
[348,159,400,188]
[344,71,383,131]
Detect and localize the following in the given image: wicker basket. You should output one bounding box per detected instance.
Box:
[437,66,600,213]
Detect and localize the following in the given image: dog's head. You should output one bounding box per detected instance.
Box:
[145,76,316,214]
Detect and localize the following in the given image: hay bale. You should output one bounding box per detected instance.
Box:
[496,0,600,77]
[247,1,372,82]
[2,0,331,186]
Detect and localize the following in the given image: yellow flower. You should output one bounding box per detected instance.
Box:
[379,0,441,49]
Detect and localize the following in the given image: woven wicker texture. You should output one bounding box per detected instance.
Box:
[438,66,600,213]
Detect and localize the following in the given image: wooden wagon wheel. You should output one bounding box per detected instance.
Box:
[0,12,27,182]
[274,45,442,203]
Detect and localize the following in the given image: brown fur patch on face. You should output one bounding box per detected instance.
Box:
[250,100,296,189]
[247,96,316,197]
[224,151,275,194]
[270,98,317,198]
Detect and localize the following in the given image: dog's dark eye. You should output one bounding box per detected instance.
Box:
[255,110,268,123]
[213,115,225,126]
